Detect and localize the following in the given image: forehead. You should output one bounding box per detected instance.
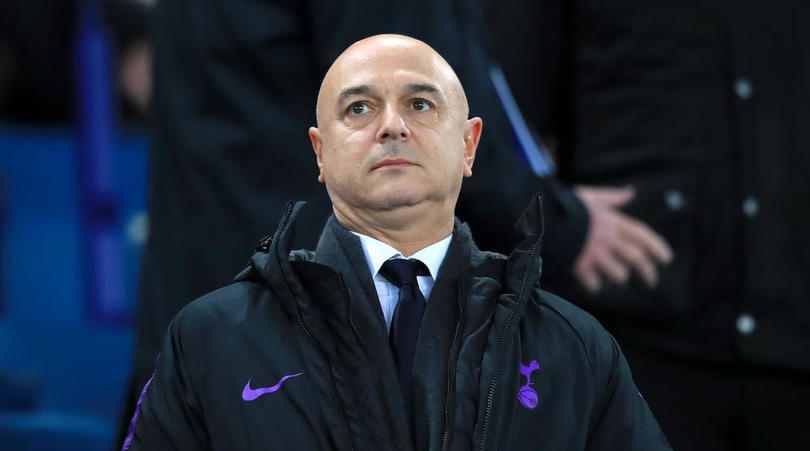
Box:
[325,44,453,100]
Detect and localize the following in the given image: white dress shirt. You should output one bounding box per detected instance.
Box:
[352,232,452,330]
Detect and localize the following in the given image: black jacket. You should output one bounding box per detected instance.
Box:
[121,1,588,443]
[487,0,810,371]
[126,0,585,424]
[125,199,669,450]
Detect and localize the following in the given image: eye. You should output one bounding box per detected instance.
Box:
[348,102,370,115]
[411,99,432,111]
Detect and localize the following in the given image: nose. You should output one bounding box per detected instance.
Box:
[376,104,410,142]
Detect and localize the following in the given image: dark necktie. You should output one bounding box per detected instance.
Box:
[379,258,429,406]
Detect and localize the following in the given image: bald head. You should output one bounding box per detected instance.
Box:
[308,34,482,254]
[316,34,469,127]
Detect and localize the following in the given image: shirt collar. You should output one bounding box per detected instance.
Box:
[351,232,453,281]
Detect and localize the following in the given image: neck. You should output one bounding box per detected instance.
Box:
[333,201,455,257]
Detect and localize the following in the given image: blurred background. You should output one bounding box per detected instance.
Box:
[1,0,808,450]
[0,0,150,449]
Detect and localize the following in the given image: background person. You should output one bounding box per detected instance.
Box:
[485,0,810,449]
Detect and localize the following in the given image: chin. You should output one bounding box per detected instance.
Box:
[370,189,426,211]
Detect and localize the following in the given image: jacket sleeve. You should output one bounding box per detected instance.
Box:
[122,314,208,450]
[480,0,591,277]
[586,334,672,450]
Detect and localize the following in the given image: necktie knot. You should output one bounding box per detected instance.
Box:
[379,258,429,288]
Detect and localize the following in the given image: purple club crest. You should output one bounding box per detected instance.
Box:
[518,360,540,409]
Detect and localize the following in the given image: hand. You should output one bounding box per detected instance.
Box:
[573,185,673,294]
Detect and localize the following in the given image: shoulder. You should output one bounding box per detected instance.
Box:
[179,281,263,318]
[524,288,620,377]
[530,289,609,338]
[169,280,276,339]
[520,289,672,448]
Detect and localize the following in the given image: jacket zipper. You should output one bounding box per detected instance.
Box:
[440,282,466,451]
[274,202,356,451]
[477,195,545,451]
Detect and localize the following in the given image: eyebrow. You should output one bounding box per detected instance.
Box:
[338,85,374,104]
[336,83,441,105]
[403,83,439,95]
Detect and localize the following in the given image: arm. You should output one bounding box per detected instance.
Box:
[586,334,672,450]
[486,0,672,292]
[122,316,208,450]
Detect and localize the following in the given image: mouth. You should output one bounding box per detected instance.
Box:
[371,158,418,171]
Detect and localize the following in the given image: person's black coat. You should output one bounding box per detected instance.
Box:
[486,0,810,371]
[123,200,670,450]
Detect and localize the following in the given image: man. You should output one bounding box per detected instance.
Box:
[485,1,810,449]
[123,35,670,450]
[118,2,599,441]
[119,1,673,444]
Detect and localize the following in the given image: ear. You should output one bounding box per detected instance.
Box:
[309,127,326,184]
[462,117,482,178]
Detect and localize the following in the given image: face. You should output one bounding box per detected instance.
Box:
[309,37,482,216]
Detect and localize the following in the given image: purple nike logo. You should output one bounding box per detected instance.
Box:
[241,373,303,401]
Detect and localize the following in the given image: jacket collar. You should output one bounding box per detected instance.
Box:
[246,196,544,286]
[472,193,546,450]
[243,195,546,362]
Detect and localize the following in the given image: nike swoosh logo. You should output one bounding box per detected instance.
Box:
[242,373,303,401]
